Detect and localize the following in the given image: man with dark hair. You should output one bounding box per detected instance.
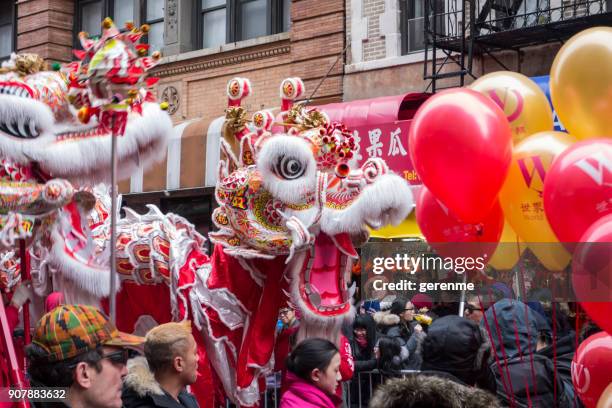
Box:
[26,304,144,408]
[122,321,199,408]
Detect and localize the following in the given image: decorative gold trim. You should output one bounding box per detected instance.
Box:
[153,45,291,78]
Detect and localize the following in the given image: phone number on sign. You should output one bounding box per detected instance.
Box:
[0,388,68,402]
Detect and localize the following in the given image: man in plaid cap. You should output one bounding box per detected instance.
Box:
[26,304,144,408]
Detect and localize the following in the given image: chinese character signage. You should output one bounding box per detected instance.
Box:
[354,121,421,185]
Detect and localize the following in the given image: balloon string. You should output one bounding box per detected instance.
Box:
[574,305,580,407]
[478,294,513,408]
[487,287,517,407]
[525,377,533,408]
[512,318,524,361]
[552,284,558,406]
[517,236,538,399]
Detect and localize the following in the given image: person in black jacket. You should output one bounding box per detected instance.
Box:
[420,315,497,394]
[122,321,199,408]
[482,299,572,408]
[374,297,425,370]
[350,314,378,372]
[348,314,378,406]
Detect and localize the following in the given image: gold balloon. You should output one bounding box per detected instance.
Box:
[471,71,554,145]
[550,27,612,140]
[499,131,577,270]
[489,220,525,270]
[597,383,612,408]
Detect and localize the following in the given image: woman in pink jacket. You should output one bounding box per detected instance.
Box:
[280,338,343,408]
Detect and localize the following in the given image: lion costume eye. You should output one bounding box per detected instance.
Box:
[274,156,306,180]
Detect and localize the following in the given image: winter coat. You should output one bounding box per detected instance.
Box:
[280,372,342,408]
[420,315,496,394]
[349,336,377,372]
[482,299,572,408]
[121,357,200,408]
[538,332,583,407]
[369,373,501,408]
[349,314,378,373]
[374,311,424,370]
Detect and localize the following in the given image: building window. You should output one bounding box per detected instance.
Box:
[144,0,165,52]
[400,0,444,54]
[76,1,164,52]
[0,2,15,59]
[77,0,105,37]
[199,0,290,49]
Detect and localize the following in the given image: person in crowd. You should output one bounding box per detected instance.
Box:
[349,314,378,372]
[374,297,425,369]
[579,321,601,342]
[122,320,199,408]
[464,292,496,324]
[420,315,496,393]
[536,321,580,406]
[280,338,343,408]
[337,333,354,395]
[26,304,143,408]
[0,280,33,388]
[376,335,404,377]
[411,294,433,316]
[431,290,458,318]
[482,299,572,408]
[368,375,501,408]
[274,305,300,371]
[348,314,378,406]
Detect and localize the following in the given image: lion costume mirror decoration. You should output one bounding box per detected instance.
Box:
[0,17,414,407]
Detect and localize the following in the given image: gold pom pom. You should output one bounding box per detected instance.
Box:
[160,101,169,110]
[77,106,91,124]
[128,89,138,98]
[140,24,150,33]
[137,48,147,57]
[78,31,89,39]
[125,21,135,31]
[152,51,161,60]
[102,17,113,29]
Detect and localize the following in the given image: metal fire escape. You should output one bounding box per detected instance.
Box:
[423,0,612,92]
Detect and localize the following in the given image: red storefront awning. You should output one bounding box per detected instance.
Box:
[315,93,431,185]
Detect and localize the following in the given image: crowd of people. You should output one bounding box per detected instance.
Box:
[0,280,602,408]
[275,284,600,408]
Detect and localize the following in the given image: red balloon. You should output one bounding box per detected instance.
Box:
[409,88,512,223]
[544,139,612,248]
[416,186,503,263]
[573,214,612,334]
[572,331,612,408]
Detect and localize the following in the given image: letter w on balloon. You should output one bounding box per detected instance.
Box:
[518,156,547,197]
[575,153,612,187]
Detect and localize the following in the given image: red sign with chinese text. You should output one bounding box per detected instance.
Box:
[352,120,421,185]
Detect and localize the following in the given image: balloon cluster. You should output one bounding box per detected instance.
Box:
[409,26,612,408]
